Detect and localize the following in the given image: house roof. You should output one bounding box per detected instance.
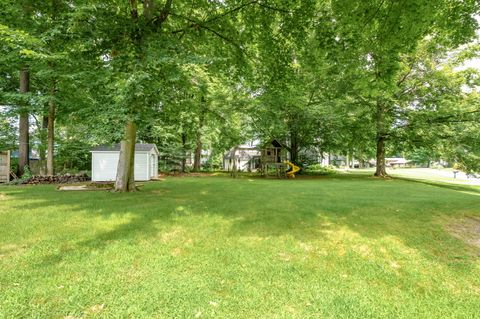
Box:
[237,139,261,149]
[389,159,410,164]
[92,143,158,153]
[386,157,410,164]
[224,149,261,160]
[262,139,286,148]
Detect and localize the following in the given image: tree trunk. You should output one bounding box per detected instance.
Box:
[193,139,202,172]
[143,0,154,20]
[193,98,206,172]
[375,138,387,176]
[358,149,365,168]
[289,130,299,163]
[45,1,59,176]
[18,68,30,177]
[47,85,56,176]
[115,121,137,192]
[39,115,48,175]
[374,101,388,177]
[181,132,187,172]
[230,147,238,178]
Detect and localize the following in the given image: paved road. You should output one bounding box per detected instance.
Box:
[387,168,480,186]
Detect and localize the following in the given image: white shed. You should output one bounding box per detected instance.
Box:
[91,143,159,182]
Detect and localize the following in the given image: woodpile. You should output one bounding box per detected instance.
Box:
[22,173,90,185]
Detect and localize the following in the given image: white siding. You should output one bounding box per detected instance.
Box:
[91,151,150,182]
[134,153,149,181]
[92,152,119,182]
[224,158,251,172]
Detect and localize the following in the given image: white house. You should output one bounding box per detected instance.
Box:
[91,143,159,182]
[223,141,261,172]
[386,157,411,168]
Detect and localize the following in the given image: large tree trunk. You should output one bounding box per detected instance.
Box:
[115,121,137,192]
[193,140,202,171]
[374,101,388,177]
[46,1,59,176]
[375,138,387,176]
[18,68,30,177]
[47,86,56,176]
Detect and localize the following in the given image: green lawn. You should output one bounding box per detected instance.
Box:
[1,176,480,318]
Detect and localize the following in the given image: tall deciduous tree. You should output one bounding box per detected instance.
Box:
[68,0,303,191]
[18,68,29,176]
[331,0,479,176]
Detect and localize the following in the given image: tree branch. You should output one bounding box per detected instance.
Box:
[151,0,173,28]
[204,0,259,24]
[396,60,416,87]
[255,2,290,13]
[170,13,247,55]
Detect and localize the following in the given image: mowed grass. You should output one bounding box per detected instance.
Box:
[1,176,480,318]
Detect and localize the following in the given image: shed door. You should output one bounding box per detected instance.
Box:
[150,154,155,178]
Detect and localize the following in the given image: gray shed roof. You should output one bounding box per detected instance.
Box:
[92,143,158,153]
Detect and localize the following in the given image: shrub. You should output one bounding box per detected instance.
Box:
[8,165,32,185]
[303,164,336,175]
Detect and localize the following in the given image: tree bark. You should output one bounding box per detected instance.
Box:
[230,147,238,178]
[193,139,202,171]
[47,84,56,175]
[115,121,137,192]
[374,100,388,177]
[47,0,58,175]
[18,68,30,177]
[289,130,299,163]
[143,0,154,20]
[193,98,206,172]
[39,115,48,175]
[181,132,187,172]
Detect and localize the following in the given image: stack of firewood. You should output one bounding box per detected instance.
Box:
[22,173,90,185]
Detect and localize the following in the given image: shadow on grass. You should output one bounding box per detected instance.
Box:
[391,176,480,195]
[2,175,480,272]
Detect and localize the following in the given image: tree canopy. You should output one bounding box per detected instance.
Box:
[1,0,479,189]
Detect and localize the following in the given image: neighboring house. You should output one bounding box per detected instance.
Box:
[224,140,334,172]
[91,143,159,182]
[327,154,347,167]
[185,149,212,167]
[223,141,261,172]
[386,157,411,167]
[224,140,395,171]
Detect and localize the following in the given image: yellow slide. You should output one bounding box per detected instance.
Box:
[285,161,300,178]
